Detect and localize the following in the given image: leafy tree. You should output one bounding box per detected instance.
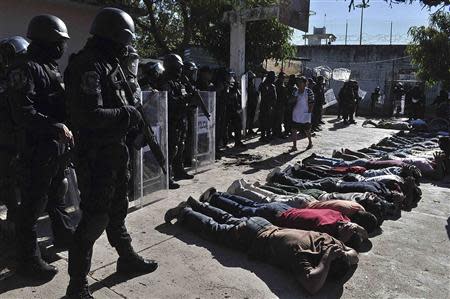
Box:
[407,11,450,89]
[72,0,294,69]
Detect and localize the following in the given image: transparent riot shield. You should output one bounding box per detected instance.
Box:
[191,91,216,172]
[132,91,169,208]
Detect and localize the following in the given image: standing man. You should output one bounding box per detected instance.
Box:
[65,8,158,297]
[291,76,314,151]
[312,76,325,132]
[160,54,194,187]
[226,72,245,148]
[7,15,75,278]
[284,74,298,137]
[258,71,277,142]
[196,66,215,91]
[406,84,426,120]
[370,87,381,116]
[246,71,258,135]
[273,72,287,138]
[182,61,198,168]
[0,36,29,229]
[138,61,165,91]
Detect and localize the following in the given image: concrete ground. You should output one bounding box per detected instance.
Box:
[1,116,449,299]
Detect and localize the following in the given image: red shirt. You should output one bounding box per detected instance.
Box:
[277,208,350,237]
[331,166,366,174]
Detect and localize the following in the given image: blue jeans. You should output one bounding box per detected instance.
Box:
[182,202,272,250]
[209,192,291,223]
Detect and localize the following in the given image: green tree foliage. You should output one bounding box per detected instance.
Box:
[72,0,294,69]
[407,11,450,89]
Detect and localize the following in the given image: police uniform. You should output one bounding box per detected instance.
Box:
[7,38,76,263]
[161,74,189,174]
[65,9,157,297]
[259,77,277,139]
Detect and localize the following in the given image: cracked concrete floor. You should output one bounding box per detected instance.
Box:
[1,116,449,299]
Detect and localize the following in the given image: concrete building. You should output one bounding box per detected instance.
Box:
[0,0,101,70]
[296,44,440,116]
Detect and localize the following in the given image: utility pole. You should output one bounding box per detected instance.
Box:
[389,21,393,45]
[345,20,348,45]
[356,2,370,45]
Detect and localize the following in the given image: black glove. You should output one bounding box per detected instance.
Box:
[122,105,143,128]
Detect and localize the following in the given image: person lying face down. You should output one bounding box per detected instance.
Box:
[227,179,398,226]
[267,168,406,209]
[199,188,377,249]
[164,197,359,295]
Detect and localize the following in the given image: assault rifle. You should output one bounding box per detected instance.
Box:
[115,61,167,175]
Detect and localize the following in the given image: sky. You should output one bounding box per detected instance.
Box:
[292,0,441,45]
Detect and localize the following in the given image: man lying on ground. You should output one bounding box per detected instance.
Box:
[164,197,359,294]
[362,119,428,131]
[227,179,396,225]
[199,188,376,248]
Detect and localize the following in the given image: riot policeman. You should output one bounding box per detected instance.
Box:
[225,71,244,147]
[196,66,215,91]
[182,61,198,168]
[258,71,277,141]
[312,75,325,131]
[0,36,28,228]
[273,72,287,137]
[160,53,193,188]
[65,8,158,298]
[6,15,75,278]
[139,61,165,91]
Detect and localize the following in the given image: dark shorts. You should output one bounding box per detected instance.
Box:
[291,122,311,132]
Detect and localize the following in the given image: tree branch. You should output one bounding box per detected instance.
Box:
[142,0,170,54]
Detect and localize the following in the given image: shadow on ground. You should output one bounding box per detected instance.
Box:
[156,223,355,299]
[242,149,307,175]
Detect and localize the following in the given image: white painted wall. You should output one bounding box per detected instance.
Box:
[0,0,100,70]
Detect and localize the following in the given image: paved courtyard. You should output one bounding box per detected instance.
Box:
[1,116,449,299]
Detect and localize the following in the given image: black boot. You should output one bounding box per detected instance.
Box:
[16,256,58,279]
[66,280,93,299]
[169,178,180,189]
[116,250,158,275]
[173,167,194,181]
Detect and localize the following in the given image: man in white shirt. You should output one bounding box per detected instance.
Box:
[291,76,315,150]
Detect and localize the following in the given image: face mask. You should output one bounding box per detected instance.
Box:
[47,40,67,60]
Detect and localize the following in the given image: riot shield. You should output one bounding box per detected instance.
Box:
[132,90,169,208]
[191,91,216,172]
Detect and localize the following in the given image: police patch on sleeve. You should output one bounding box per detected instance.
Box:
[8,68,32,91]
[81,71,101,95]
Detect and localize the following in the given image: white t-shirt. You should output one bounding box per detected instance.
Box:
[292,89,311,124]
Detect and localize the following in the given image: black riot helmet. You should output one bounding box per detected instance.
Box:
[27,15,70,42]
[183,61,198,82]
[163,54,184,69]
[163,53,184,78]
[247,71,256,80]
[0,36,29,76]
[90,7,135,46]
[183,61,198,72]
[142,61,165,79]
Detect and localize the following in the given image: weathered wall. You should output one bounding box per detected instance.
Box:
[297,45,440,116]
[0,0,100,70]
